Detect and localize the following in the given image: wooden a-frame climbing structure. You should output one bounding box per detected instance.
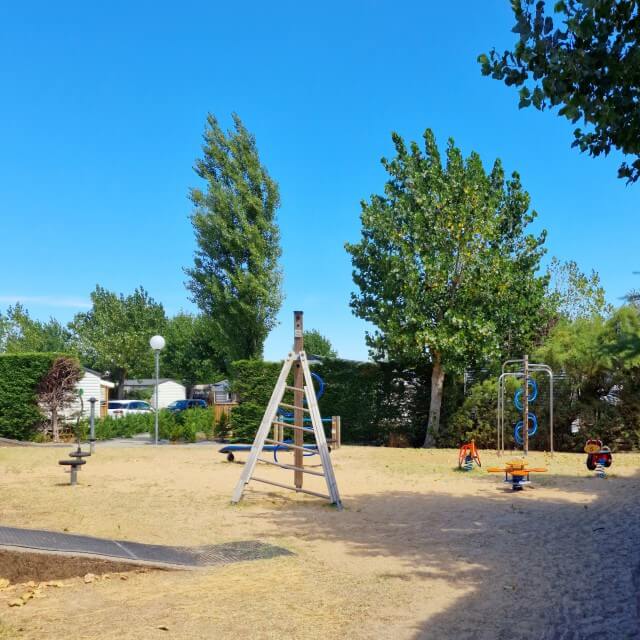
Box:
[231,311,342,509]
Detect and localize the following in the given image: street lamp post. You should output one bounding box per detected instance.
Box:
[149,335,166,445]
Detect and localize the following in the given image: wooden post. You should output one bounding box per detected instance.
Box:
[523,354,529,457]
[293,311,304,488]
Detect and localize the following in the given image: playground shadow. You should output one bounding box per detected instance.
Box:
[246,473,640,639]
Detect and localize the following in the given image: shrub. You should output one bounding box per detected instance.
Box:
[214,411,231,438]
[447,379,506,449]
[78,407,216,443]
[179,407,215,439]
[0,353,63,440]
[80,413,153,440]
[153,408,216,443]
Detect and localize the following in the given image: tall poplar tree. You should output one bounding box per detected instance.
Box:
[346,129,548,447]
[186,114,283,361]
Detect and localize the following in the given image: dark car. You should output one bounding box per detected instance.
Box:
[166,399,207,412]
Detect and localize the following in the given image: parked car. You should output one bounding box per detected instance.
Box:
[166,399,207,413]
[107,400,154,417]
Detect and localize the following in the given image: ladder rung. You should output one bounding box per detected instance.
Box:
[264,438,318,453]
[251,476,331,500]
[271,420,314,433]
[285,385,305,393]
[257,458,326,477]
[279,402,311,413]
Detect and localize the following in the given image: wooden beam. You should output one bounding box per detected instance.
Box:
[293,311,304,488]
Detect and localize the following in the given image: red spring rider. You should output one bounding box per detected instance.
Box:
[584,438,612,472]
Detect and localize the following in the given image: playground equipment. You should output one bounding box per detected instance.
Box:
[458,440,481,471]
[219,368,341,462]
[585,439,612,478]
[220,440,322,463]
[497,356,553,456]
[231,311,342,509]
[58,391,91,485]
[487,458,547,490]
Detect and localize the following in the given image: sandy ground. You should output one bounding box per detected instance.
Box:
[0,444,638,639]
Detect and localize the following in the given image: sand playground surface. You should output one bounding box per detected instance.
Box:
[0,444,639,639]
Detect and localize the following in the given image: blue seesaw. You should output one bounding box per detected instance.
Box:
[219,371,330,462]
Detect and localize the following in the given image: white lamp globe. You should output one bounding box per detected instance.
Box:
[149,335,166,351]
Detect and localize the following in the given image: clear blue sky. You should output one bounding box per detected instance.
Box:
[0,1,637,362]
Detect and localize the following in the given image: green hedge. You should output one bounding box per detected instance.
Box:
[228,360,281,440]
[80,407,217,443]
[228,358,446,446]
[0,353,64,440]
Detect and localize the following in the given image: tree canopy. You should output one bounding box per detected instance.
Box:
[161,313,226,391]
[0,304,75,354]
[303,329,338,358]
[186,113,283,361]
[480,0,640,182]
[71,286,166,394]
[546,257,612,320]
[346,129,548,446]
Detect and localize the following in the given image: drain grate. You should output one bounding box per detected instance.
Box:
[0,525,292,568]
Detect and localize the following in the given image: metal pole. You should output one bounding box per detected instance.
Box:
[154,349,160,445]
[497,374,502,454]
[89,397,97,453]
[523,355,529,457]
[549,370,554,456]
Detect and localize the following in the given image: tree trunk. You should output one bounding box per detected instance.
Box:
[423,355,445,448]
[51,408,59,443]
[116,372,126,399]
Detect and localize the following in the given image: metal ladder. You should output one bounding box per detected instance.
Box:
[231,351,342,509]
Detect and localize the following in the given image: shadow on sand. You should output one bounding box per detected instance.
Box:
[243,470,640,639]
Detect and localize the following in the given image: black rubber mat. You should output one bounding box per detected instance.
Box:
[0,525,292,568]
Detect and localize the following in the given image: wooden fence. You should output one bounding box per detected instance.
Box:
[212,402,238,423]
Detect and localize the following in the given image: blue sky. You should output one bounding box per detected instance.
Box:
[0,1,637,362]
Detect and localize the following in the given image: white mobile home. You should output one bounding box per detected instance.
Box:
[66,368,115,419]
[123,379,186,409]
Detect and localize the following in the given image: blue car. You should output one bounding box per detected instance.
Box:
[166,399,207,412]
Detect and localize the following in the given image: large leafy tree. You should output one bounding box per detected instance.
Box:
[186,113,283,361]
[346,129,547,447]
[0,304,75,353]
[480,0,640,182]
[70,286,166,396]
[162,313,226,395]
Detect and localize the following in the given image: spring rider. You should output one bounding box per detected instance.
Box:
[458,409,482,471]
[584,439,612,478]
